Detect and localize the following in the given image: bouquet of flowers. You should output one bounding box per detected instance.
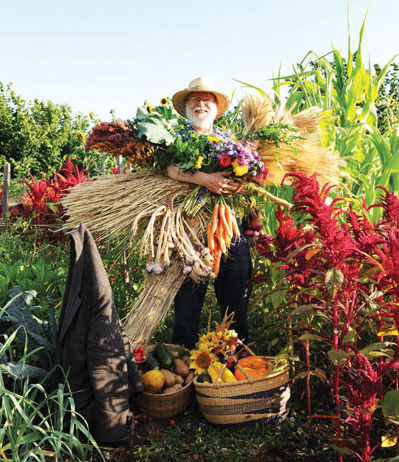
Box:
[167,129,268,180]
[189,313,283,384]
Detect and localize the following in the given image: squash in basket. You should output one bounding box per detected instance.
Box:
[234,357,272,381]
[141,370,165,393]
[237,356,268,369]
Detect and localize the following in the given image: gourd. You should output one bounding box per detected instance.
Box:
[141,351,160,371]
[197,371,212,383]
[234,362,272,381]
[141,370,165,393]
[154,343,175,370]
[238,356,268,369]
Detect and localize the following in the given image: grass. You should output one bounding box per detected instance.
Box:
[91,381,337,462]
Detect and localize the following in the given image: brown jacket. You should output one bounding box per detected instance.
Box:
[53,224,142,443]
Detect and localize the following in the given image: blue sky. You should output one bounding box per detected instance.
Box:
[1,0,398,121]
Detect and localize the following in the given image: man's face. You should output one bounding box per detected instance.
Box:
[185,92,218,128]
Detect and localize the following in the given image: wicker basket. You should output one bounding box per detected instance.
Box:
[136,344,194,419]
[194,358,290,426]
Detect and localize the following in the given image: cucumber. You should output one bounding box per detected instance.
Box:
[141,351,160,371]
[154,343,175,371]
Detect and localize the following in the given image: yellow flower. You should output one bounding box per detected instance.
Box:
[160,97,168,106]
[197,332,213,345]
[190,344,217,374]
[76,130,86,143]
[195,155,204,169]
[232,158,248,176]
[146,104,153,114]
[207,135,220,143]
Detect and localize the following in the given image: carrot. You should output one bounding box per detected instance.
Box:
[224,205,233,239]
[219,204,230,238]
[207,223,215,253]
[216,226,227,254]
[231,213,241,237]
[211,204,219,234]
[212,250,222,276]
[223,227,231,248]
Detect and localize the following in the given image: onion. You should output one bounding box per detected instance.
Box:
[152,264,164,274]
[244,230,255,237]
[146,262,155,272]
[183,265,193,274]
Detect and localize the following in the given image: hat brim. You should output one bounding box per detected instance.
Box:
[172,90,230,120]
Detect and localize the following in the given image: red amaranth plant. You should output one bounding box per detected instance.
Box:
[255,172,399,460]
[12,159,90,245]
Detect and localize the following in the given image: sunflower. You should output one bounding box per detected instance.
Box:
[190,344,217,375]
[76,130,86,143]
[160,97,168,106]
[146,104,153,114]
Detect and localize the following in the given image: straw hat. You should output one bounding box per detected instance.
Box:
[172,77,230,119]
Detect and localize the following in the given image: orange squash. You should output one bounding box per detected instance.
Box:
[234,356,272,381]
[238,356,268,369]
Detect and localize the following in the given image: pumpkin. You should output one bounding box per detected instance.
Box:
[234,356,272,381]
[141,369,165,393]
[238,356,268,369]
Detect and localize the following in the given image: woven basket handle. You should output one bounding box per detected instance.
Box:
[237,339,257,357]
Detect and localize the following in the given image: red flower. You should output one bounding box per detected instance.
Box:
[219,153,232,167]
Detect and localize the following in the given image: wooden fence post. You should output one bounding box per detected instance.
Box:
[115,156,131,293]
[117,155,124,174]
[1,163,11,232]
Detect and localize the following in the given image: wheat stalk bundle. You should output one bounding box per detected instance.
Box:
[62,171,212,344]
[241,94,345,186]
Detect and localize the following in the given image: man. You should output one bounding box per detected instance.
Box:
[167,77,253,349]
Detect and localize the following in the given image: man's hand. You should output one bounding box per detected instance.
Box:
[167,166,242,195]
[202,171,242,195]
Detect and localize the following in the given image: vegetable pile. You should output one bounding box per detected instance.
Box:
[138,343,194,395]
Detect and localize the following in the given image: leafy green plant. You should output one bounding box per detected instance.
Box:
[0,260,66,309]
[0,289,105,461]
[0,288,57,374]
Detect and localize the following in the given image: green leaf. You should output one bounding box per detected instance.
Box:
[297,334,323,341]
[135,107,175,145]
[342,328,356,343]
[383,390,399,417]
[325,268,344,297]
[360,342,394,359]
[327,349,348,366]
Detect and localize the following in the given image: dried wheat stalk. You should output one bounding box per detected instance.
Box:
[62,171,212,344]
[241,94,346,186]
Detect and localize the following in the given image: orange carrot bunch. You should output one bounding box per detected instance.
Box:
[207,203,240,277]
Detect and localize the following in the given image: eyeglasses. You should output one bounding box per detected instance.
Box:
[187,96,216,104]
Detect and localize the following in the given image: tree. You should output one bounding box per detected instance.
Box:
[0,82,91,178]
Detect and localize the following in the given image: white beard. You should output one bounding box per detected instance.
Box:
[186,104,217,134]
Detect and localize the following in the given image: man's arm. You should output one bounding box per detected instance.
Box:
[166,165,241,195]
